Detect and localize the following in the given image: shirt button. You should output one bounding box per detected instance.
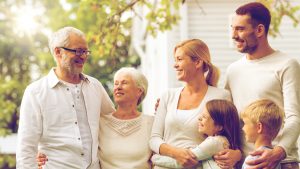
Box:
[78,138,80,140]
[67,88,69,91]
[75,122,77,124]
[81,153,84,156]
[72,105,75,107]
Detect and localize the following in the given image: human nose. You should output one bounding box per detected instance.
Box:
[173,60,178,69]
[231,28,238,40]
[242,125,245,132]
[114,83,123,90]
[78,52,88,59]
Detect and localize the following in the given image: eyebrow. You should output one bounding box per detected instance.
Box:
[231,25,245,30]
[174,55,183,59]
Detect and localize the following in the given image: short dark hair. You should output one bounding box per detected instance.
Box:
[236,2,271,34]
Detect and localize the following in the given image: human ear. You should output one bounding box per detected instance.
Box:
[195,59,204,69]
[216,125,223,133]
[257,122,263,134]
[136,88,143,98]
[54,47,62,60]
[256,24,265,38]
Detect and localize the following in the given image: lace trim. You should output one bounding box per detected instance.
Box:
[105,114,142,136]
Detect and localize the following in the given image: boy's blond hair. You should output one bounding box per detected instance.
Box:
[241,99,284,140]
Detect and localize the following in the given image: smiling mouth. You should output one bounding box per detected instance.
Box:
[235,41,244,47]
[114,92,124,96]
[74,59,84,64]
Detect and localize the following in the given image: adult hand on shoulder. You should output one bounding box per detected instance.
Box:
[245,146,286,169]
[214,149,242,169]
[36,152,48,169]
[172,148,198,168]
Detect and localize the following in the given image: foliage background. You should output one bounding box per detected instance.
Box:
[0,0,299,168]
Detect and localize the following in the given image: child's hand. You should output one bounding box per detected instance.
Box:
[214,149,241,169]
[172,148,198,168]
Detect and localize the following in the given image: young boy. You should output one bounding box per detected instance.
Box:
[241,99,284,169]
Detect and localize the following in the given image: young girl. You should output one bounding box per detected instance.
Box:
[151,99,241,169]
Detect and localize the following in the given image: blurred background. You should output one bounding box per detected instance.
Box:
[0,0,299,168]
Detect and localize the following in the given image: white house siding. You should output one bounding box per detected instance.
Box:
[138,0,300,162]
[186,0,250,86]
[186,0,300,86]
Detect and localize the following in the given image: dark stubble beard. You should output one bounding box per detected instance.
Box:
[238,32,258,54]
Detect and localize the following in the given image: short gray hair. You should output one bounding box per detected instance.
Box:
[114,67,148,105]
[48,26,85,56]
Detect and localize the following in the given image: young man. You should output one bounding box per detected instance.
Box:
[215,2,300,169]
[16,27,115,168]
[241,99,284,169]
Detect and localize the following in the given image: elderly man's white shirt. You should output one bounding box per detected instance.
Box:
[16,68,115,169]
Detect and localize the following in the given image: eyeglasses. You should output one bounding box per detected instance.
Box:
[60,47,91,56]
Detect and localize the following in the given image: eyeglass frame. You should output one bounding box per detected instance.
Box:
[59,47,91,56]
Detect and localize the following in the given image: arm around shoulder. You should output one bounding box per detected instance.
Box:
[99,81,115,115]
[149,90,169,154]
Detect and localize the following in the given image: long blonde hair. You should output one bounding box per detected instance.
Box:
[174,39,220,86]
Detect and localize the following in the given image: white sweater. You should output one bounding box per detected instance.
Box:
[149,86,231,169]
[99,113,154,169]
[225,51,300,162]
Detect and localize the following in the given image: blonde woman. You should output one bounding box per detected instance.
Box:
[150,39,241,169]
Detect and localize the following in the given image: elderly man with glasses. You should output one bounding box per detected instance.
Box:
[16,26,115,169]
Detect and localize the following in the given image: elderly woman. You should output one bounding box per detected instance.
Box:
[150,39,241,169]
[37,67,153,169]
[99,67,153,169]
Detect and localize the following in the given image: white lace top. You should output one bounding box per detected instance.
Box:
[99,113,154,169]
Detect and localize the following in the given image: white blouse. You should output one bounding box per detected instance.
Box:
[99,113,154,169]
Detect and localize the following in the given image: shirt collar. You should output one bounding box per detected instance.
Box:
[47,68,89,88]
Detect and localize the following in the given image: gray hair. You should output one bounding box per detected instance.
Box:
[48,26,85,56]
[114,67,148,105]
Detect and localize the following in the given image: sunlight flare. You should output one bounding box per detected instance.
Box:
[13,3,45,36]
